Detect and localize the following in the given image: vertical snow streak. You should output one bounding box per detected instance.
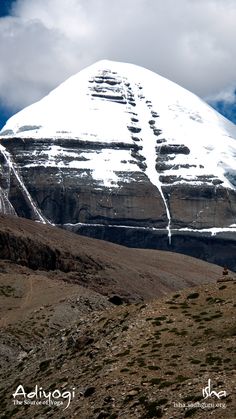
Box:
[143,140,172,244]
[0,187,16,215]
[133,85,172,244]
[0,144,48,223]
[120,75,128,104]
[158,188,172,244]
[0,152,16,215]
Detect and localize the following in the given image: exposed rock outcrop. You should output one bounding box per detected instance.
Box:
[1,60,236,269]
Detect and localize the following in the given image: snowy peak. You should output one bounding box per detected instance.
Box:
[1,59,236,140]
[1,60,236,252]
[1,60,236,191]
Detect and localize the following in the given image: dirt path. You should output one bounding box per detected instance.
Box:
[21,276,33,309]
[0,276,34,328]
[0,273,85,329]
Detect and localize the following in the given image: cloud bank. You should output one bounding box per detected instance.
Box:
[208,86,236,124]
[0,0,236,113]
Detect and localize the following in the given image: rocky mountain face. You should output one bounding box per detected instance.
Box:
[1,60,236,268]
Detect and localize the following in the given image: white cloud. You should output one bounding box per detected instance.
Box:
[0,0,236,111]
[206,85,236,104]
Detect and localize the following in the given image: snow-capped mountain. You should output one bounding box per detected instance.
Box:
[1,60,236,268]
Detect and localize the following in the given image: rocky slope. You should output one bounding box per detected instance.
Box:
[0,272,235,418]
[0,215,235,418]
[1,60,236,268]
[0,215,224,303]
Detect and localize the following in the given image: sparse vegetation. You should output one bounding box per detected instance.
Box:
[0,285,16,297]
[39,359,51,372]
[0,220,235,419]
[187,292,199,299]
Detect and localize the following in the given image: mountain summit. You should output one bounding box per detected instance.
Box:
[1,60,236,268]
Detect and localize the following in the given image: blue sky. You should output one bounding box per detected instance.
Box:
[217,98,236,124]
[0,0,235,129]
[0,0,15,17]
[210,91,236,125]
[0,0,15,127]
[0,103,12,129]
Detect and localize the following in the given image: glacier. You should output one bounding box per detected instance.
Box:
[1,60,236,260]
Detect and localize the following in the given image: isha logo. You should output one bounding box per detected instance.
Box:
[202,379,227,399]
